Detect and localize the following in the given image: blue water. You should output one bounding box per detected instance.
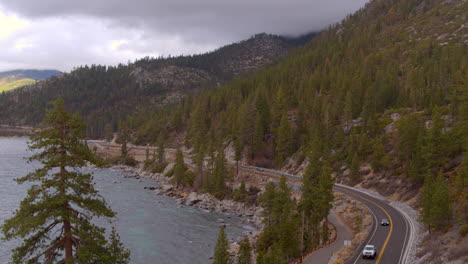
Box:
[0,138,251,264]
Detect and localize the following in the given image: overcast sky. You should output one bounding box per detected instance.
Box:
[0,0,369,72]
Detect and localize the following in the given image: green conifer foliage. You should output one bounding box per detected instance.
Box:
[213,226,231,264]
[172,148,188,187]
[1,99,130,264]
[275,113,292,164]
[120,126,129,158]
[350,153,360,183]
[237,236,252,264]
[157,134,165,164]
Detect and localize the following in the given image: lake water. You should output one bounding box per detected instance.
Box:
[0,138,251,264]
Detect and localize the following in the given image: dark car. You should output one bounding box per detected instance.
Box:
[381,218,390,226]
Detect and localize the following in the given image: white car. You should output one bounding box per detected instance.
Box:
[362,245,377,259]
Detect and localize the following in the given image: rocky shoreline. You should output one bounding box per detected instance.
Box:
[112,164,264,251]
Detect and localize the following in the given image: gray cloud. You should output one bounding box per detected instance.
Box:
[0,0,369,71]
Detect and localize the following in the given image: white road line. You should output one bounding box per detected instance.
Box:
[241,167,415,264]
[398,211,409,264]
[393,204,416,264]
[351,199,378,264]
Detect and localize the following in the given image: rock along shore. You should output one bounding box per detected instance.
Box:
[111,164,264,253]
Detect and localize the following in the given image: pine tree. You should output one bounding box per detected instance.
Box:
[252,113,264,156]
[424,107,447,173]
[213,226,231,264]
[431,170,451,230]
[350,153,360,183]
[420,172,435,233]
[237,236,252,264]
[318,162,334,220]
[145,144,150,163]
[275,113,292,164]
[104,123,113,142]
[105,227,131,264]
[272,87,287,135]
[211,147,227,198]
[452,161,467,224]
[120,125,129,158]
[371,138,385,172]
[343,89,353,123]
[157,134,165,164]
[257,244,287,264]
[1,99,130,264]
[172,148,186,187]
[234,128,243,175]
[234,180,247,202]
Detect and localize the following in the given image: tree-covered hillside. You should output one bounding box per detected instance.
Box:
[0,33,314,138]
[123,0,466,250]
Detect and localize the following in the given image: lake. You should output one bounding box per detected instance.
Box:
[0,138,250,264]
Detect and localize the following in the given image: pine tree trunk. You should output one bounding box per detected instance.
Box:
[64,219,73,262]
[301,211,304,254]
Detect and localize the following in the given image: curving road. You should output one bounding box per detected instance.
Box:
[240,165,414,264]
[334,184,411,264]
[87,144,414,264]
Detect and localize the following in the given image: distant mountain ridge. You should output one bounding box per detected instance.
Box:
[0,69,62,80]
[0,69,62,93]
[0,33,315,137]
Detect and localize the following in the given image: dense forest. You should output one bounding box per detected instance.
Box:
[0,33,314,138]
[0,0,466,262]
[120,0,466,261]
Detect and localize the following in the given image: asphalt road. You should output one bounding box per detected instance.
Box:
[241,165,412,264]
[334,184,410,264]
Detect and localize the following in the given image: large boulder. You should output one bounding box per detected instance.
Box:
[185,192,202,206]
[161,184,173,193]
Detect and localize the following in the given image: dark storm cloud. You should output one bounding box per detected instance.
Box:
[1,0,369,41]
[0,0,369,71]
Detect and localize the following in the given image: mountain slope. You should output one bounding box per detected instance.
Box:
[121,1,466,262]
[0,78,35,93]
[0,69,61,92]
[0,33,314,138]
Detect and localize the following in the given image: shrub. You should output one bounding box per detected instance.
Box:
[459,224,468,237]
[151,163,167,174]
[122,156,138,167]
[164,167,175,177]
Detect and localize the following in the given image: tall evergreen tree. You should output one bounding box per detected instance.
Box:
[371,138,385,172]
[210,147,227,198]
[172,148,187,187]
[156,134,165,164]
[234,128,243,175]
[431,170,451,230]
[1,99,130,264]
[237,236,252,264]
[145,144,150,162]
[350,153,360,183]
[252,113,265,156]
[104,123,113,142]
[275,113,292,164]
[420,172,435,234]
[120,125,129,158]
[424,108,447,173]
[213,226,231,264]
